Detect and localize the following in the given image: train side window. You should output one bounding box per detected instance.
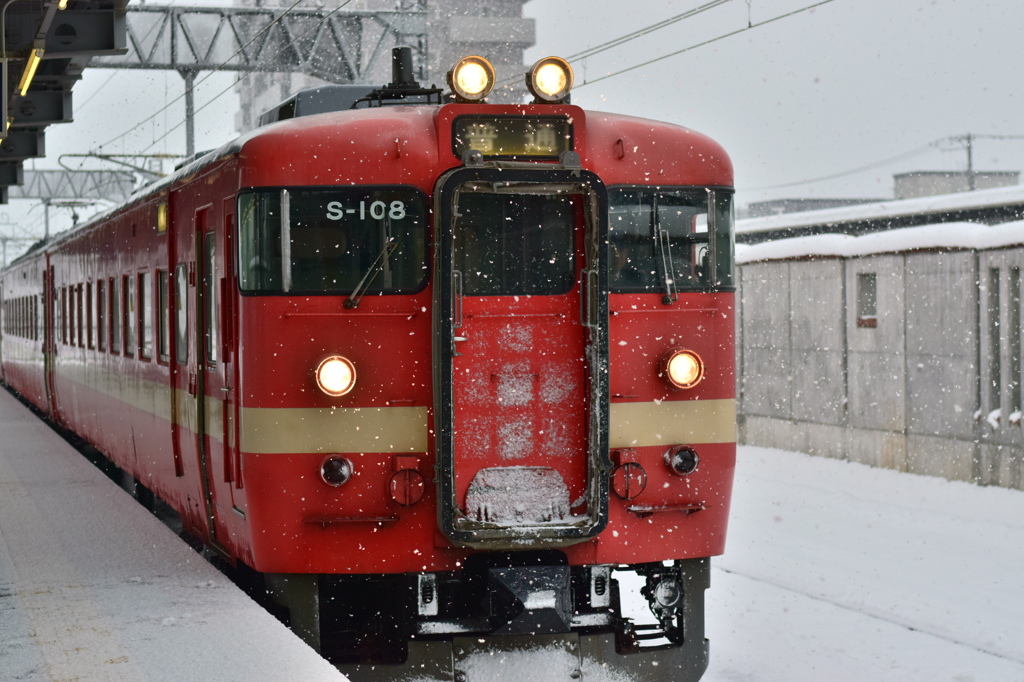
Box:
[86,282,93,349]
[53,287,61,345]
[140,272,153,360]
[110,278,121,354]
[204,232,218,365]
[97,279,106,351]
[157,270,170,362]
[59,287,66,344]
[76,284,84,347]
[68,286,74,345]
[175,263,188,364]
[123,275,135,356]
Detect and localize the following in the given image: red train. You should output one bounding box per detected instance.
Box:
[0,50,735,680]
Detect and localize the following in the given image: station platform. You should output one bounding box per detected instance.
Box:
[0,388,347,682]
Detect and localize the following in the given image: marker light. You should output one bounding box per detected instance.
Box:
[665,446,700,476]
[316,355,357,397]
[321,456,353,487]
[526,56,573,103]
[448,56,495,102]
[663,349,704,389]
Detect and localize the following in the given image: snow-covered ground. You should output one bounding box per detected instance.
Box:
[703,446,1024,682]
[0,389,345,682]
[5,370,1023,682]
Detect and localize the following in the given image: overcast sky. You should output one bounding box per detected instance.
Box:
[526,0,1024,205]
[5,0,1023,252]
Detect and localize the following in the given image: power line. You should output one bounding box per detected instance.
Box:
[749,134,1024,191]
[576,0,839,89]
[568,0,732,63]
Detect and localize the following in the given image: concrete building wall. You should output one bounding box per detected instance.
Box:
[894,171,1020,200]
[738,245,1024,491]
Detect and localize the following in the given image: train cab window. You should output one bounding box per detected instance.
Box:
[123,275,135,356]
[110,278,121,354]
[607,187,735,293]
[453,191,575,295]
[140,272,153,359]
[237,187,428,295]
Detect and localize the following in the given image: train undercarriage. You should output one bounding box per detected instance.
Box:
[263,553,710,682]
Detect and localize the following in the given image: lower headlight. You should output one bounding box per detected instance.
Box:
[663,349,704,389]
[316,355,357,397]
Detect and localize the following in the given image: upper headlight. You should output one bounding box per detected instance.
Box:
[526,56,573,103]
[663,349,704,389]
[448,55,496,102]
[316,355,357,397]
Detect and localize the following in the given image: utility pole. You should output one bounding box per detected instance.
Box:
[966,132,975,191]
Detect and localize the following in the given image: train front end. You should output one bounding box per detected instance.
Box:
[233,53,735,681]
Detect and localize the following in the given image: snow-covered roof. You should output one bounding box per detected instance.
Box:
[736,219,1024,263]
[737,183,1024,235]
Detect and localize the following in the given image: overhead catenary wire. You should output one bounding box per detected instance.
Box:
[492,0,732,89]
[575,0,839,89]
[749,133,1024,191]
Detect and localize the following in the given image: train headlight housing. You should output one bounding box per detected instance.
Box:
[662,349,704,389]
[448,55,495,102]
[321,456,354,487]
[316,355,357,397]
[527,56,573,103]
[665,445,700,476]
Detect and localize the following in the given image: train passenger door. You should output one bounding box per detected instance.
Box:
[434,167,610,548]
[172,205,229,549]
[198,212,237,544]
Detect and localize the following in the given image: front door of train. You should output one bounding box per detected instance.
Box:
[434,167,609,548]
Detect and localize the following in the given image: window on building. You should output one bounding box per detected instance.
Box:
[1010,268,1021,416]
[856,273,877,328]
[989,268,1002,410]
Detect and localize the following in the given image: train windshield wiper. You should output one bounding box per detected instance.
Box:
[652,194,678,304]
[344,237,398,309]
